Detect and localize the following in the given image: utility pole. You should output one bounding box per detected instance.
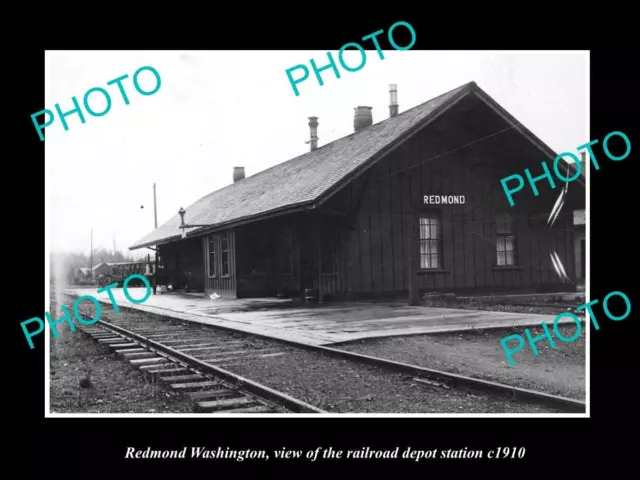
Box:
[153,183,159,295]
[90,228,93,282]
[153,182,158,229]
[113,235,116,254]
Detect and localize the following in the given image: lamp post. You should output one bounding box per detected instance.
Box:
[178,207,186,238]
[177,207,213,233]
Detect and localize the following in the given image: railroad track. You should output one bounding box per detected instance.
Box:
[59,295,585,414]
[57,302,325,414]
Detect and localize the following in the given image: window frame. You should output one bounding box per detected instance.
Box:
[220,233,230,277]
[207,235,217,278]
[418,212,444,270]
[495,213,517,266]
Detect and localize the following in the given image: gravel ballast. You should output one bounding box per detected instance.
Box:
[49,305,192,414]
[338,325,586,401]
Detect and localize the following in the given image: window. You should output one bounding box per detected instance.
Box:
[208,236,217,277]
[419,215,442,269]
[221,234,230,276]
[496,213,516,266]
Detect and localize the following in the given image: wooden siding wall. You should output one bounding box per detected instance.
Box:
[157,237,205,291]
[315,216,349,300]
[235,217,303,298]
[202,230,237,296]
[318,99,581,298]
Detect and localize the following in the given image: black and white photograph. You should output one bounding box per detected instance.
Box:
[44,50,588,417]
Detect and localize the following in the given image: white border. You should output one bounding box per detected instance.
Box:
[45,50,590,418]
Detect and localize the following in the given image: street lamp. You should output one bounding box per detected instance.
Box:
[177,207,214,238]
[178,207,186,238]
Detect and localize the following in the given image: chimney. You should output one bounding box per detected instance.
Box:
[233,167,245,183]
[308,116,319,151]
[354,106,373,132]
[389,84,398,117]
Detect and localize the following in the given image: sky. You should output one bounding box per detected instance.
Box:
[45,50,588,257]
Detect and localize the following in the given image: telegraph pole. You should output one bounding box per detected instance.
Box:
[90,228,93,282]
[153,183,159,295]
[153,183,158,229]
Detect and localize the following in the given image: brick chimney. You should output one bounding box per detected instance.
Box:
[308,116,319,151]
[233,167,245,183]
[354,106,373,132]
[389,84,398,117]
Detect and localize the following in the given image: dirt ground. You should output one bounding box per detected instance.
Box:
[49,320,192,414]
[340,323,586,401]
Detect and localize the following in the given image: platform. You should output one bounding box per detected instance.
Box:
[61,287,576,347]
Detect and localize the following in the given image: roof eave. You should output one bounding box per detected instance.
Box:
[128,201,315,250]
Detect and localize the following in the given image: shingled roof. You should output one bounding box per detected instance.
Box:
[130,81,577,250]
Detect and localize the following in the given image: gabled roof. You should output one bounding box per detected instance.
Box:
[130,81,581,250]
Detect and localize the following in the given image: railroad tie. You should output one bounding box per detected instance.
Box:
[156,338,213,345]
[114,348,146,355]
[145,366,193,377]
[107,343,139,349]
[198,349,282,363]
[98,338,126,344]
[188,388,238,402]
[199,353,282,365]
[169,343,222,352]
[119,351,157,360]
[169,380,223,392]
[129,357,171,367]
[160,374,206,384]
[195,396,260,413]
[138,362,179,371]
[222,405,276,413]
